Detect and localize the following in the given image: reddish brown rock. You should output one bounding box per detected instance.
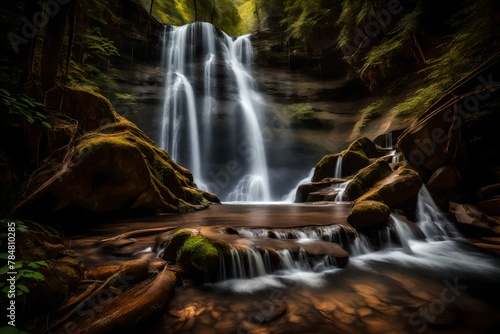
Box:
[426,166,461,193]
[354,168,423,209]
[477,198,500,216]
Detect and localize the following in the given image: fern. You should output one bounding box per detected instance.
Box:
[0,89,50,128]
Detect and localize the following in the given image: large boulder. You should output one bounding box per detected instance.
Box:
[294,178,345,202]
[354,168,423,210]
[345,159,393,201]
[347,200,391,230]
[159,229,231,280]
[13,88,219,220]
[426,166,461,193]
[312,153,341,182]
[312,150,371,182]
[449,202,495,237]
[347,137,382,158]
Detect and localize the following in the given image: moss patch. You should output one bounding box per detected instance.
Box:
[176,235,218,273]
[348,200,391,230]
[347,137,380,159]
[345,159,393,201]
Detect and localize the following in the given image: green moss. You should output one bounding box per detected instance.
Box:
[345,159,392,200]
[176,235,218,273]
[312,153,341,182]
[347,137,380,158]
[285,103,314,120]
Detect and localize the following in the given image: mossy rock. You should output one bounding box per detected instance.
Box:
[345,159,393,201]
[162,229,199,261]
[312,153,340,182]
[347,137,382,159]
[348,200,391,230]
[13,88,219,220]
[162,229,230,279]
[312,149,370,182]
[341,150,371,177]
[46,86,119,132]
[355,168,423,210]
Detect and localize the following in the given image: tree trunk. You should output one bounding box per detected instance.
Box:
[40,2,71,91]
[193,0,198,22]
[211,0,216,24]
[16,0,40,90]
[253,0,261,29]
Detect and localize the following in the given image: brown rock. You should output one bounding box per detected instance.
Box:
[348,201,391,230]
[312,149,370,182]
[449,202,495,237]
[347,137,382,158]
[13,88,219,220]
[312,153,341,182]
[417,302,457,327]
[477,198,500,216]
[354,168,422,209]
[345,159,393,201]
[295,178,345,202]
[426,166,461,193]
[480,183,500,200]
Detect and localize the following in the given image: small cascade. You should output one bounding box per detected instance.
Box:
[350,234,373,256]
[225,245,338,280]
[333,181,350,202]
[278,249,296,270]
[283,168,315,202]
[417,186,460,240]
[236,225,348,247]
[334,154,343,179]
[160,23,270,201]
[386,132,393,149]
[390,215,418,254]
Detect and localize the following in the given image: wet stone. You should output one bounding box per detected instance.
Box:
[417,302,457,327]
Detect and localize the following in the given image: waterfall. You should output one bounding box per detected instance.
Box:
[225,246,338,279]
[417,186,460,240]
[333,181,350,202]
[334,154,343,178]
[390,215,417,254]
[283,168,315,202]
[386,132,393,148]
[350,234,373,256]
[331,154,350,201]
[160,23,270,201]
[236,224,348,247]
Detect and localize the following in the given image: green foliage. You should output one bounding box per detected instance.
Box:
[0,326,31,334]
[360,9,422,76]
[83,27,120,63]
[237,0,258,34]
[0,220,29,232]
[391,0,498,118]
[285,103,314,120]
[354,98,388,131]
[281,0,331,40]
[0,260,47,297]
[145,0,246,35]
[337,0,364,49]
[0,89,50,128]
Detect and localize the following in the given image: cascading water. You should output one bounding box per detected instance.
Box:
[417,186,461,239]
[160,23,270,201]
[332,154,350,202]
[283,168,315,202]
